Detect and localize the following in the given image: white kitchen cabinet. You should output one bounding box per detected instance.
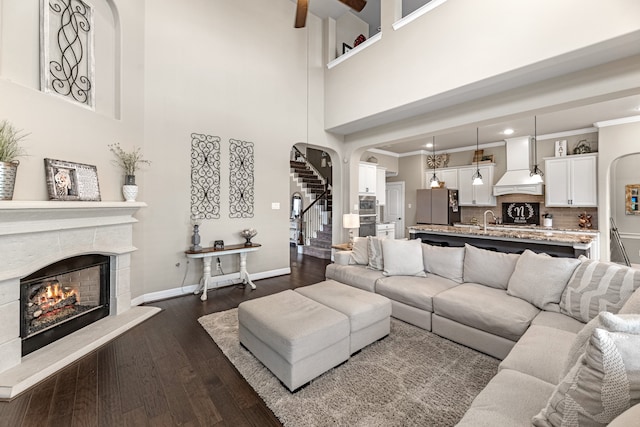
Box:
[376,223,395,239]
[438,168,458,189]
[376,168,386,205]
[359,162,377,195]
[425,168,458,189]
[457,165,496,206]
[544,154,597,207]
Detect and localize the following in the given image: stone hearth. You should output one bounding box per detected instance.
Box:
[0,201,160,399]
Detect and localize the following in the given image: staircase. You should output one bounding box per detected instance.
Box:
[290,160,332,259]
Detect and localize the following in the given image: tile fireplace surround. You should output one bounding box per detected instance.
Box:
[0,201,160,399]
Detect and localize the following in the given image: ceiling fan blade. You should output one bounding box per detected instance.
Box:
[294,0,308,28]
[339,0,367,13]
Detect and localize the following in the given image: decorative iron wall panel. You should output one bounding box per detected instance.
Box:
[40,0,94,107]
[229,139,254,218]
[191,133,221,219]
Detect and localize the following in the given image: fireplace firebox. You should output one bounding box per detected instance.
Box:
[20,254,110,356]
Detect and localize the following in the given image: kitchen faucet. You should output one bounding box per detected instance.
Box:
[483,210,496,232]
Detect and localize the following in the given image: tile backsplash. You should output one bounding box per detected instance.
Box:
[461,194,598,230]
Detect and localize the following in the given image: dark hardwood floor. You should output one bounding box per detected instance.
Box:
[0,248,330,427]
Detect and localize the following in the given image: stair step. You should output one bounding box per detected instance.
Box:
[301,178,322,184]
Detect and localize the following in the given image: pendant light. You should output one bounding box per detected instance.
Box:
[530,116,544,183]
[472,128,483,185]
[429,137,440,188]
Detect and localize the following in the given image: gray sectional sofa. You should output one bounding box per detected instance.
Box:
[326,237,640,426]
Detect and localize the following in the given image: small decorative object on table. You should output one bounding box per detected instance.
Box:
[109,143,151,202]
[0,120,28,200]
[578,212,592,229]
[191,216,202,251]
[240,228,257,246]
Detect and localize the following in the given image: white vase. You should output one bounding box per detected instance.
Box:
[122,184,138,202]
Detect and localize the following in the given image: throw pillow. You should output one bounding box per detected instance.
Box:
[367,236,384,271]
[533,312,640,427]
[562,312,640,378]
[463,244,520,289]
[422,244,465,283]
[349,237,368,265]
[619,287,640,315]
[560,256,640,323]
[507,250,580,311]
[382,239,426,277]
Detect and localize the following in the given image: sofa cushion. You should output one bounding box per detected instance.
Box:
[422,243,465,283]
[325,264,383,293]
[531,311,585,334]
[456,369,555,427]
[499,325,577,385]
[349,237,368,265]
[367,236,384,270]
[560,257,640,323]
[381,239,426,277]
[533,312,640,427]
[463,244,520,290]
[375,275,459,312]
[507,250,580,312]
[620,287,640,314]
[433,283,539,341]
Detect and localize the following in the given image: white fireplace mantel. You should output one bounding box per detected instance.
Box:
[0,201,160,400]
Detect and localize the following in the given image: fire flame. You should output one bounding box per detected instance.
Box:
[38,281,78,309]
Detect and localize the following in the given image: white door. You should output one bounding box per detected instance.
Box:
[385,182,405,239]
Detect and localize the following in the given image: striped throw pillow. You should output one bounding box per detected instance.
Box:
[560,257,640,323]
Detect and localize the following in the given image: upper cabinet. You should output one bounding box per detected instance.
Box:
[544,154,597,207]
[376,168,386,205]
[458,165,496,206]
[438,168,459,190]
[358,162,377,195]
[424,168,459,189]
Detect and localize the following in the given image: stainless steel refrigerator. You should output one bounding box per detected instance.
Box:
[416,188,460,225]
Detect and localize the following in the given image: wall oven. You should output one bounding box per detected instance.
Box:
[359,196,376,215]
[359,215,376,237]
[359,196,377,237]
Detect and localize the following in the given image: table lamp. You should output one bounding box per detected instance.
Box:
[342,213,360,248]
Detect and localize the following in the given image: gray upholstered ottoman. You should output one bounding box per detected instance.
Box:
[296,279,392,354]
[238,290,350,392]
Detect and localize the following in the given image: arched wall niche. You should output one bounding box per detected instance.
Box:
[0,0,121,118]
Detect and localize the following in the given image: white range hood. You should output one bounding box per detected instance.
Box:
[493,136,544,196]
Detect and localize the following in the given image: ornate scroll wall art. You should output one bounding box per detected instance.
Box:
[40,0,94,107]
[229,139,254,218]
[191,133,221,219]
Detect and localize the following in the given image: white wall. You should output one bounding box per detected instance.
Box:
[326,0,640,131]
[611,151,640,264]
[0,0,343,300]
[597,119,640,261]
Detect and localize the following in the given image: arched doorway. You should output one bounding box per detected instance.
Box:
[289,144,334,260]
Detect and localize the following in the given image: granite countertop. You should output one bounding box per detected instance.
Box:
[408,224,597,245]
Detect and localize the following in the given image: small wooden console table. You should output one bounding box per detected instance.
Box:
[185,243,261,301]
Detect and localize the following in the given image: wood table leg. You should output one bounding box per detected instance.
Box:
[239,252,256,290]
[199,257,212,301]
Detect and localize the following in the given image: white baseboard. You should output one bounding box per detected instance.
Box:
[130,267,292,306]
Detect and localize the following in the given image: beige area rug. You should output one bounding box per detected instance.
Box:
[198,309,499,427]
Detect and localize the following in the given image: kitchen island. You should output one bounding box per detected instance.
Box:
[409,224,599,259]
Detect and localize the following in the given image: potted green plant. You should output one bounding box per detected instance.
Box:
[109,143,151,201]
[0,120,28,200]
